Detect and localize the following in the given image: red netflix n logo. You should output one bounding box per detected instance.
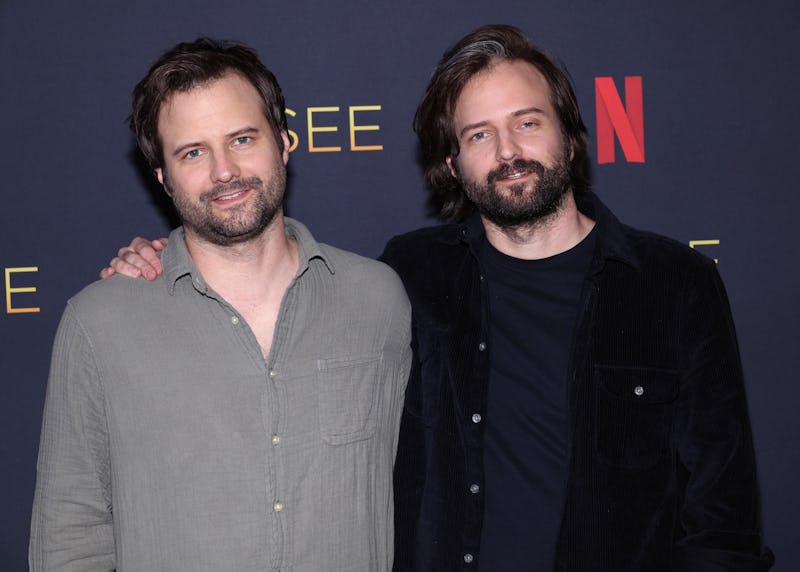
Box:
[595,76,645,164]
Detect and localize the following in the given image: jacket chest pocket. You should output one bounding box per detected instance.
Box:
[317,354,382,445]
[594,366,679,469]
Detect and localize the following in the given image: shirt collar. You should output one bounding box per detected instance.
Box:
[161,217,335,295]
[284,217,336,276]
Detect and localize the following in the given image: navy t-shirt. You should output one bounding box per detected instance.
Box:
[478,228,595,571]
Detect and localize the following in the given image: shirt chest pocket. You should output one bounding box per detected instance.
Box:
[595,366,679,469]
[317,354,382,445]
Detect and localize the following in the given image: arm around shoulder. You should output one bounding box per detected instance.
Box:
[99,236,168,281]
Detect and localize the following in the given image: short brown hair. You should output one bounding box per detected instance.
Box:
[130,37,288,170]
[415,25,590,222]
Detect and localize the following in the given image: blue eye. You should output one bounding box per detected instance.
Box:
[234,136,252,145]
[185,149,201,159]
[470,132,487,142]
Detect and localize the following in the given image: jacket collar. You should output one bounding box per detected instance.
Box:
[575,192,640,273]
[452,192,640,272]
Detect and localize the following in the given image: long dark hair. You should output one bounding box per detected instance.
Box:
[414,24,590,222]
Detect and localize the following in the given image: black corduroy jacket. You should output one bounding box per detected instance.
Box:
[381,193,773,571]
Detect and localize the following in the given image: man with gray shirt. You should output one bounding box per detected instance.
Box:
[29,38,411,571]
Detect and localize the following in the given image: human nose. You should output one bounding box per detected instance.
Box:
[496,130,521,162]
[210,149,240,183]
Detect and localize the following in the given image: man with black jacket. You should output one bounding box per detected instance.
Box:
[382,24,773,572]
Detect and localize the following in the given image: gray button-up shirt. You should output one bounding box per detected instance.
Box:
[30,219,412,571]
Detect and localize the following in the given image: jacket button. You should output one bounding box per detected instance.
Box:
[469,483,480,494]
[471,413,482,423]
[634,385,644,397]
[478,341,486,352]
[463,553,474,563]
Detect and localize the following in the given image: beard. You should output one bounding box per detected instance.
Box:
[165,166,287,247]
[458,150,572,228]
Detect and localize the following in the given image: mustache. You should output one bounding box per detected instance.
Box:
[486,159,545,185]
[200,177,264,202]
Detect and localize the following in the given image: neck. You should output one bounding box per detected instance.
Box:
[183,213,299,301]
[481,192,595,260]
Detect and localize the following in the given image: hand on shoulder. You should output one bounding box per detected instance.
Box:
[99,237,168,281]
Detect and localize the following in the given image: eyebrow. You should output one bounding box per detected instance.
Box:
[171,126,261,158]
[457,106,547,139]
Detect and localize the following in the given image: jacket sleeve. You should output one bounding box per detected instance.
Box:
[29,303,116,571]
[381,239,427,571]
[391,330,428,571]
[671,260,774,571]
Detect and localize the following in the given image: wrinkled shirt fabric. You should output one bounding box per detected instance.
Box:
[30,218,412,572]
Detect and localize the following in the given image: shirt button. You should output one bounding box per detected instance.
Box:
[634,385,645,397]
[272,434,280,446]
[469,483,480,494]
[273,502,284,512]
[471,413,482,424]
[478,341,487,352]
[463,553,474,563]
[269,370,277,379]
[230,315,239,325]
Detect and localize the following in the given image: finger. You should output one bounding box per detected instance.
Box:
[133,237,166,273]
[99,267,117,279]
[122,239,163,277]
[109,255,148,280]
[129,237,154,253]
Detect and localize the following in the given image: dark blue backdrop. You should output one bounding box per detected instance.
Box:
[2,1,797,569]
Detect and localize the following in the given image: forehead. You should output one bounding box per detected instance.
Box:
[453,59,555,126]
[157,73,265,137]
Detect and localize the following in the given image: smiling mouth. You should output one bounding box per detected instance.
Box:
[212,189,249,202]
[499,170,534,182]
[487,159,546,186]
